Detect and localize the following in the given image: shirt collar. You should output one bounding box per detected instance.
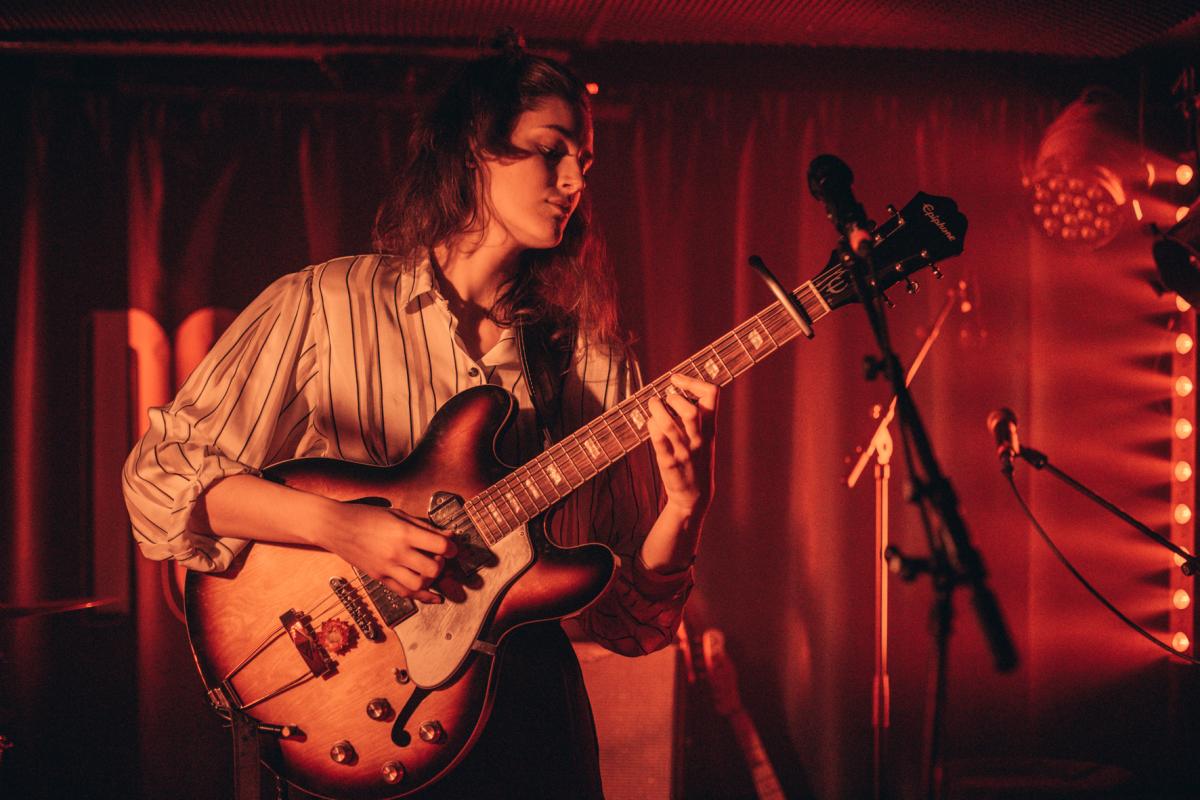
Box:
[402,254,441,311]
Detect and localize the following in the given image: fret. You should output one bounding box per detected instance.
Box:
[497,478,529,518]
[549,442,588,486]
[534,453,569,499]
[614,407,646,448]
[762,308,794,345]
[559,434,598,481]
[802,279,832,315]
[713,335,752,377]
[481,492,513,534]
[730,327,758,366]
[696,347,729,388]
[575,426,612,470]
[622,399,651,438]
[526,460,559,503]
[594,412,631,458]
[747,316,777,351]
[509,468,543,514]
[464,499,499,544]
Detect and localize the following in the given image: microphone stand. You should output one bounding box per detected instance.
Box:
[846,287,962,800]
[841,243,1017,800]
[1014,446,1200,575]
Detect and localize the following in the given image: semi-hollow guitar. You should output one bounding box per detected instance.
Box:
[186,192,966,799]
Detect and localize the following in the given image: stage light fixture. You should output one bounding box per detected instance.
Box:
[1026,88,1198,249]
[1024,88,1132,248]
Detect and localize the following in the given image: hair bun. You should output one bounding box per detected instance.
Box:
[488,27,526,61]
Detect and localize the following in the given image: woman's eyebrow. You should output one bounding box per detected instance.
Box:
[536,124,591,151]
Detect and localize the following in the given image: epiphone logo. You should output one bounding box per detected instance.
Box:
[922,203,957,242]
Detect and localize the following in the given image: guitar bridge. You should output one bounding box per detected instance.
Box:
[280,609,333,678]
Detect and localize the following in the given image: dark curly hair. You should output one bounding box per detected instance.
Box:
[372,31,620,345]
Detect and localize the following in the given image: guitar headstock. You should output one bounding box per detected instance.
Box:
[813,191,967,311]
[701,628,744,717]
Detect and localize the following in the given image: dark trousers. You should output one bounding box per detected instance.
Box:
[415,621,604,799]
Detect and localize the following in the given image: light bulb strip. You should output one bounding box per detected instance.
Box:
[1170,302,1197,655]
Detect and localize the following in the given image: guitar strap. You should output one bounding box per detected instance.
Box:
[517,316,576,450]
[228,704,287,800]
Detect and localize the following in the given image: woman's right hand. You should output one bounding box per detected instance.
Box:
[316,502,459,604]
[197,474,458,603]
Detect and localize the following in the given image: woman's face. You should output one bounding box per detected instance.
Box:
[477,96,594,253]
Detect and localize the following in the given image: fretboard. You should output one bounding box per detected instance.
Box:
[729,709,787,800]
[463,277,836,544]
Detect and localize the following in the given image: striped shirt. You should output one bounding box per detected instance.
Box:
[123,254,691,655]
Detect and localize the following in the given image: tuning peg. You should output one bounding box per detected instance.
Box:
[886,204,898,216]
[881,291,895,309]
[931,265,943,279]
[905,278,919,294]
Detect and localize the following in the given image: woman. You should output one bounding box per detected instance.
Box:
[124,34,718,798]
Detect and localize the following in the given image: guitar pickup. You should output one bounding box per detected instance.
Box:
[280,609,332,678]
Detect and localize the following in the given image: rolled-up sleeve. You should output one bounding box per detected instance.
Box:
[550,342,694,657]
[122,268,320,572]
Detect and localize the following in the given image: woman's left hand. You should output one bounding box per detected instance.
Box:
[646,373,720,516]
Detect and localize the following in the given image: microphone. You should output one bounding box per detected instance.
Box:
[807,154,872,255]
[987,407,1020,474]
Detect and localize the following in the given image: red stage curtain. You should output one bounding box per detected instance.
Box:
[3,53,1189,799]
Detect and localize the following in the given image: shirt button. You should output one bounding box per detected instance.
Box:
[468,367,480,378]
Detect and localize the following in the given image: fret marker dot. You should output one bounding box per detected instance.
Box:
[524,479,542,499]
[703,358,720,379]
[630,410,646,429]
[547,465,564,485]
[584,438,602,459]
[748,330,764,349]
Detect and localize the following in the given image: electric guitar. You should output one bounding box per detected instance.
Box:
[702,628,787,800]
[185,192,966,799]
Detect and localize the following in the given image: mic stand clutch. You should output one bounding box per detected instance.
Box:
[819,160,1015,800]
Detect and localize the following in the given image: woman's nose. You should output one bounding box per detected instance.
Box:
[557,157,585,192]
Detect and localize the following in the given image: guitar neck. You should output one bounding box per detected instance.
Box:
[463,278,836,543]
[728,709,787,800]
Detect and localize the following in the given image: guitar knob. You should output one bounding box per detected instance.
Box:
[330,740,357,764]
[366,697,393,721]
[381,761,406,785]
[418,720,446,744]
